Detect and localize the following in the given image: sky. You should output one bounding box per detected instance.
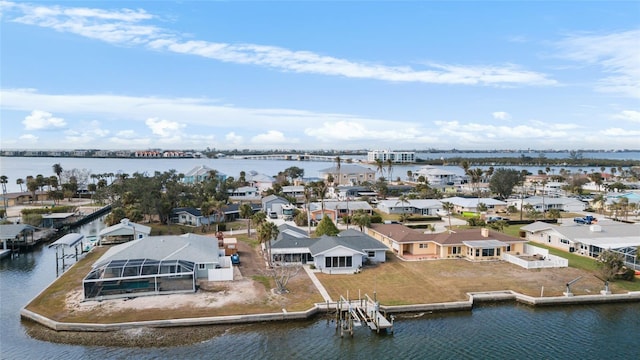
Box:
[1,1,639,151]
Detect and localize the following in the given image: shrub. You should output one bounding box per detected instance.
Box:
[370,214,383,223]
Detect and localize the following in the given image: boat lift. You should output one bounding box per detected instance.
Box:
[49,233,85,276]
[335,291,394,337]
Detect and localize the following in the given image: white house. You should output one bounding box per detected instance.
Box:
[245,171,275,192]
[376,199,443,216]
[442,197,507,214]
[98,218,151,245]
[521,220,640,269]
[413,166,463,186]
[83,233,233,300]
[508,196,586,213]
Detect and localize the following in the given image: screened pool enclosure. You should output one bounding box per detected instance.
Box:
[83,258,196,300]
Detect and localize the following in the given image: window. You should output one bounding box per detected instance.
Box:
[198,263,207,270]
[560,239,570,245]
[482,248,495,257]
[419,243,428,249]
[475,249,480,257]
[506,245,511,252]
[325,256,353,268]
[451,246,460,254]
[367,251,375,258]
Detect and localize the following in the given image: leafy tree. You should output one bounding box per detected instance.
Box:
[597,250,624,281]
[284,166,304,183]
[489,168,524,199]
[351,210,371,231]
[315,215,339,236]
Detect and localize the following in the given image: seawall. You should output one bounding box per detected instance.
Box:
[21,290,640,332]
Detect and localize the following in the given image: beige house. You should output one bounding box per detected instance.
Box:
[319,164,377,186]
[368,224,526,261]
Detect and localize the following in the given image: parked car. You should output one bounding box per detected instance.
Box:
[269,212,278,219]
[487,216,509,223]
[574,215,595,225]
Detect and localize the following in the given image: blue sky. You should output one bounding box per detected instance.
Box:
[1,1,639,151]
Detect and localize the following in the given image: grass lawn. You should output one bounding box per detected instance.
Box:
[316,253,635,306]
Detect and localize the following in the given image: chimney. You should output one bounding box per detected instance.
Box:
[481,228,489,237]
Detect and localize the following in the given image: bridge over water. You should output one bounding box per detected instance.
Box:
[231,154,340,162]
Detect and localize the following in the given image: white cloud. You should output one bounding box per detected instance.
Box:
[555,29,640,98]
[601,128,640,137]
[18,133,38,142]
[612,110,640,123]
[250,130,296,145]
[22,110,66,130]
[492,111,511,120]
[225,132,244,144]
[3,1,556,87]
[145,117,186,137]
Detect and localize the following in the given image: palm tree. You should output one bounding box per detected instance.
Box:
[441,201,454,233]
[16,178,24,192]
[396,194,411,224]
[386,159,394,183]
[303,184,314,234]
[375,158,384,179]
[335,156,342,186]
[52,163,63,188]
[258,221,279,266]
[239,203,254,237]
[0,175,8,211]
[313,181,328,214]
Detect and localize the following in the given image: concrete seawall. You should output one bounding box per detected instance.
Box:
[21,290,640,332]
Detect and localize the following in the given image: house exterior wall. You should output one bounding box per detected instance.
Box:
[407,242,437,256]
[525,230,574,252]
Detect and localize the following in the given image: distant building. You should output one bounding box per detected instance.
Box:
[319,164,376,185]
[367,150,415,163]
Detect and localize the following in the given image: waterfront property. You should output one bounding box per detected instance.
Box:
[0,224,36,254]
[367,149,416,164]
[228,186,261,201]
[0,190,50,206]
[319,164,377,186]
[83,233,232,300]
[521,220,640,270]
[267,226,387,273]
[182,165,227,184]
[413,165,464,186]
[98,218,151,245]
[367,224,527,261]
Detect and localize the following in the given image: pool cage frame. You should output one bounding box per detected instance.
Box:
[83,258,196,300]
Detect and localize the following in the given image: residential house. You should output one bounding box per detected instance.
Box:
[171,207,217,227]
[266,226,387,274]
[0,191,49,206]
[282,185,306,204]
[245,171,275,193]
[83,233,232,300]
[330,185,378,201]
[262,195,291,216]
[442,196,507,214]
[182,165,227,184]
[507,196,586,214]
[309,200,373,222]
[521,220,640,269]
[376,199,443,216]
[319,164,376,186]
[368,224,527,261]
[98,218,151,245]
[413,166,463,186]
[228,186,261,201]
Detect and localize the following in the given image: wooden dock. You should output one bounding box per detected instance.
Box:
[335,292,394,337]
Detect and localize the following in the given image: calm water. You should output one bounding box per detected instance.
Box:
[2,151,639,193]
[1,222,640,359]
[2,154,640,358]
